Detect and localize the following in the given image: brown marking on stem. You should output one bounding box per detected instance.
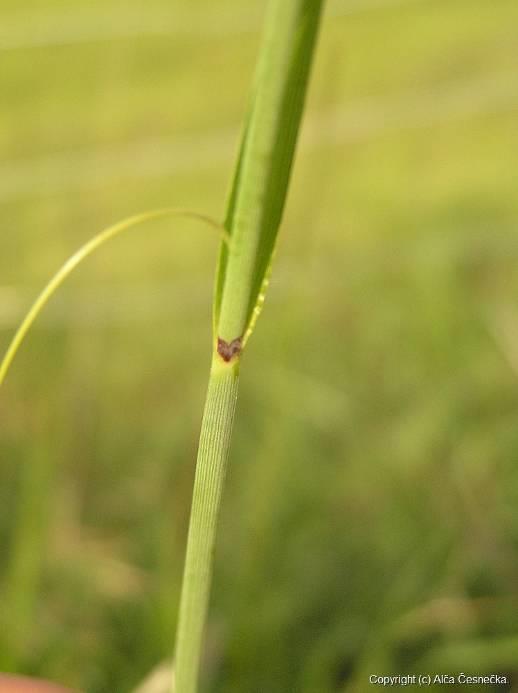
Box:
[217,337,242,363]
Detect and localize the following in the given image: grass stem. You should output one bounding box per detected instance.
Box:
[173,357,239,693]
[173,2,324,691]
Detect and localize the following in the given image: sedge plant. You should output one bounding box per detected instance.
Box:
[0,0,325,691]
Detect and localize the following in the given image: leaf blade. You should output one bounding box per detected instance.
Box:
[215,0,324,344]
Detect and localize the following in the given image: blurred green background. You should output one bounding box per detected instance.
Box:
[1,0,518,691]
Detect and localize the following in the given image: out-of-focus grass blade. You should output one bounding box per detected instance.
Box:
[215,1,324,347]
[0,209,226,388]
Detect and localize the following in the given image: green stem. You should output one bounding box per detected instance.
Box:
[173,356,239,693]
[173,2,324,691]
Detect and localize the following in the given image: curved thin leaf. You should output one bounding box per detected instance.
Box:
[0,208,227,387]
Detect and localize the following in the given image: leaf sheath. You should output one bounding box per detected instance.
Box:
[173,358,239,693]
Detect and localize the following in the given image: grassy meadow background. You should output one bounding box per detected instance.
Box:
[1,0,518,690]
